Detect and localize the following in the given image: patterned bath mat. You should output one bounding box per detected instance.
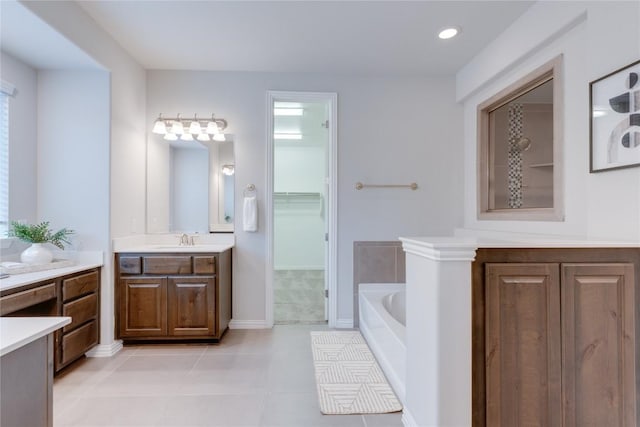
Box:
[310,331,402,415]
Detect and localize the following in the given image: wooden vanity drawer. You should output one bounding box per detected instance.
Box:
[60,320,98,366]
[119,256,142,274]
[62,271,99,302]
[143,256,192,275]
[62,293,98,332]
[0,283,56,316]
[194,256,216,274]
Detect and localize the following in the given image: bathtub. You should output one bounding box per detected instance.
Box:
[358,283,406,403]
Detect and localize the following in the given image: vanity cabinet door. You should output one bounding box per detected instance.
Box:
[167,276,215,336]
[561,263,636,427]
[119,277,167,337]
[485,263,562,427]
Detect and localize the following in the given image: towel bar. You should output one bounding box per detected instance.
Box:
[355,182,418,190]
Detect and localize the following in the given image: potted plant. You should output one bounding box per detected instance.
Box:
[9,221,74,264]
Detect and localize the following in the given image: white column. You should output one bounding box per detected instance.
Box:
[400,237,478,427]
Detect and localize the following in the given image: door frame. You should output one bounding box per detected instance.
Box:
[265,90,338,328]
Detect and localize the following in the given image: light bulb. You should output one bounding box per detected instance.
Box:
[181,133,193,141]
[164,133,178,141]
[197,133,210,142]
[152,117,167,134]
[170,120,184,135]
[212,133,226,142]
[206,121,219,134]
[189,120,202,135]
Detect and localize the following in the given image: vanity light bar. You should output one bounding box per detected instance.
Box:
[152,113,228,137]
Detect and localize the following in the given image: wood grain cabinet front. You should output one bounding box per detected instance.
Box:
[0,267,101,373]
[475,249,637,427]
[115,250,231,342]
[119,277,168,337]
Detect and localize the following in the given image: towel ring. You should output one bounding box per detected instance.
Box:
[244,184,256,197]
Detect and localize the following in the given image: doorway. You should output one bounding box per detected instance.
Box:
[266,91,337,327]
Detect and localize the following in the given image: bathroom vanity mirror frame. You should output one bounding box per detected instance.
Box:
[477,56,564,221]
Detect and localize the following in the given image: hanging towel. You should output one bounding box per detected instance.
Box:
[243,195,258,232]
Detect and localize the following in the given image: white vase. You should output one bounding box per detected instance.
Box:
[21,243,53,265]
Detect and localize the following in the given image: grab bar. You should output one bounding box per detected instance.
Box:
[355,182,418,191]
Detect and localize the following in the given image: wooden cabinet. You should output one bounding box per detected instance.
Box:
[485,263,562,427]
[473,249,638,427]
[116,250,231,341]
[58,270,100,370]
[120,277,167,336]
[0,268,101,373]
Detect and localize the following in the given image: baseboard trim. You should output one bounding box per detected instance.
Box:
[228,319,271,329]
[85,340,123,358]
[401,406,417,427]
[335,318,354,329]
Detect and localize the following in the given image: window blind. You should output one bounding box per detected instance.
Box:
[0,92,8,237]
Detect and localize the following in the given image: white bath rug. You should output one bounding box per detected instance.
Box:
[310,331,402,415]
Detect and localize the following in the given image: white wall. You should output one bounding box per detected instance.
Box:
[458,1,640,240]
[1,52,37,228]
[147,71,463,324]
[37,70,110,250]
[21,1,146,349]
[20,1,147,239]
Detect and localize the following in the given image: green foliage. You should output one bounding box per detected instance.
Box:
[9,221,74,249]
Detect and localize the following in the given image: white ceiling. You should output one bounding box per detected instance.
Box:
[75,0,535,76]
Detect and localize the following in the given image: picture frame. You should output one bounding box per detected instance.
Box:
[589,59,640,173]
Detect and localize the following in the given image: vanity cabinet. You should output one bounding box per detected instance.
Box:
[0,268,101,373]
[116,250,231,341]
[473,249,638,427]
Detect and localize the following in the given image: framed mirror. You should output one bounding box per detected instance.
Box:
[146,136,234,233]
[477,56,563,221]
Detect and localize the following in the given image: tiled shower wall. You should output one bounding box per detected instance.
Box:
[353,241,406,327]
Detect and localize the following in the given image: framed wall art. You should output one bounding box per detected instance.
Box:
[590,59,640,172]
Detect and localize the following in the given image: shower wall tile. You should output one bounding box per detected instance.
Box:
[353,241,405,327]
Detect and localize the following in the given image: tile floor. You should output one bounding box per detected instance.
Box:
[274,270,325,324]
[53,325,403,427]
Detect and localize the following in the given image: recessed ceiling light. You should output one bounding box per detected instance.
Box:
[438,27,460,40]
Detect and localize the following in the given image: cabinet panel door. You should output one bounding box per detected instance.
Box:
[120,277,167,337]
[562,263,636,427]
[485,263,562,427]
[167,276,215,336]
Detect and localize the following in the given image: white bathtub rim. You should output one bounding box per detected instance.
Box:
[359,314,406,404]
[359,284,406,343]
[359,283,407,404]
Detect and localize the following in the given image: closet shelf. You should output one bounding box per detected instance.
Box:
[274,192,322,197]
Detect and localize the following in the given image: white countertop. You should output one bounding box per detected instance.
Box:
[1,317,71,356]
[114,243,234,253]
[113,233,235,253]
[400,235,640,249]
[0,252,103,291]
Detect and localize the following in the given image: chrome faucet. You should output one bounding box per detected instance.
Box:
[179,233,192,246]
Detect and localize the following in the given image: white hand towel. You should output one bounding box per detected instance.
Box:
[243,196,258,232]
